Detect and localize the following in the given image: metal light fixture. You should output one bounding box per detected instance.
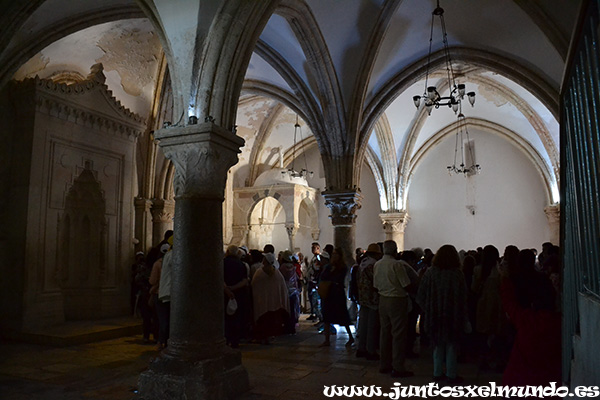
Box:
[413,0,475,115]
[282,114,313,180]
[447,111,481,176]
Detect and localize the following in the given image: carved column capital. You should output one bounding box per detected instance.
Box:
[379,211,410,234]
[544,204,560,224]
[322,190,363,227]
[285,223,299,237]
[311,228,321,241]
[151,199,175,223]
[154,122,244,199]
[134,197,153,211]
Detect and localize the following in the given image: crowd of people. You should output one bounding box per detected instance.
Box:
[130,234,562,387]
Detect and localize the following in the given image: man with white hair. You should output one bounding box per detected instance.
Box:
[373,240,414,378]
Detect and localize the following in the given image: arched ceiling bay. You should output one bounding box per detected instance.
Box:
[245,0,573,209]
[13,18,163,118]
[2,0,580,209]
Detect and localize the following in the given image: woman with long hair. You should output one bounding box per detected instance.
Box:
[319,248,354,347]
[417,244,468,383]
[472,244,508,370]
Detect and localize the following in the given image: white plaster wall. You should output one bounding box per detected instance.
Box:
[405,129,550,253]
[356,163,385,249]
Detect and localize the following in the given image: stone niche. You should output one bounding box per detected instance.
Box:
[0,64,144,331]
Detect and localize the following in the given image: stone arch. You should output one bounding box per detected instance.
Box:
[297,195,321,243]
[246,102,285,186]
[0,5,145,88]
[298,195,318,230]
[275,0,355,190]
[363,146,388,211]
[392,72,559,209]
[280,136,318,171]
[406,118,555,207]
[196,1,281,130]
[231,183,320,250]
[247,195,287,250]
[154,159,172,200]
[357,46,560,172]
[372,115,398,211]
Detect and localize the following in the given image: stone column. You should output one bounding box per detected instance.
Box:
[311,228,321,241]
[323,190,362,265]
[544,204,560,245]
[379,211,410,251]
[138,122,248,400]
[134,197,153,253]
[230,225,250,247]
[151,199,175,246]
[285,223,299,251]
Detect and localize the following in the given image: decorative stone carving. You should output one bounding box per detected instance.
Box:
[150,199,175,247]
[311,228,321,241]
[322,190,362,265]
[322,190,362,227]
[379,211,410,251]
[135,198,153,213]
[7,67,142,330]
[21,64,145,141]
[380,211,410,234]
[154,123,244,198]
[151,199,175,223]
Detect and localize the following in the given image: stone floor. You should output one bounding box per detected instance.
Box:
[0,316,502,399]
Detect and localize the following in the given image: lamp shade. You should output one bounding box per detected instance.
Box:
[425,103,433,115]
[413,95,421,108]
[451,99,459,113]
[467,92,476,106]
[427,86,438,100]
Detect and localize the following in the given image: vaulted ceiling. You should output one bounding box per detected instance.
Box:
[1,0,582,208]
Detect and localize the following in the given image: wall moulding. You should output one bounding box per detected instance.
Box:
[12,64,146,141]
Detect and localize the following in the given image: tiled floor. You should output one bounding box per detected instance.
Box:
[0,316,501,399]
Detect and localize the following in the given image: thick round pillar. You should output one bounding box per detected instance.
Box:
[138,122,248,400]
[168,196,225,355]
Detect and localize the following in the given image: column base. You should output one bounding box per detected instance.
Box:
[138,347,249,400]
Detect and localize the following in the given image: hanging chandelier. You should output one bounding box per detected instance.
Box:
[447,111,481,176]
[413,0,475,115]
[282,114,313,180]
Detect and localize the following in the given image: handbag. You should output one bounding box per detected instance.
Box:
[317,281,332,299]
[226,298,238,315]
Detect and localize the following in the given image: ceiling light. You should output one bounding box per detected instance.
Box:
[413,0,475,115]
[282,114,313,180]
[447,111,481,176]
